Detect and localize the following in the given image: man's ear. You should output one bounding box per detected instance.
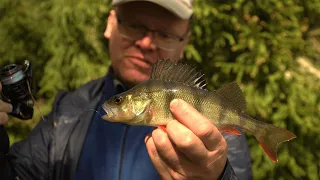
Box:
[104,10,116,39]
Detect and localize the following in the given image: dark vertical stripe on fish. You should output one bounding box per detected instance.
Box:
[164,82,176,118]
[217,96,228,126]
[145,80,154,92]
[239,112,247,129]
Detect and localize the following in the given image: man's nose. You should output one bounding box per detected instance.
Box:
[135,32,157,50]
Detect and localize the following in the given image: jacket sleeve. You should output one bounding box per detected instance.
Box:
[0,91,68,180]
[0,125,14,179]
[220,160,239,180]
[221,132,253,180]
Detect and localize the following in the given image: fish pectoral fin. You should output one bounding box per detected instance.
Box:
[132,103,153,125]
[135,97,152,116]
[157,125,167,133]
[220,127,242,136]
[143,104,153,121]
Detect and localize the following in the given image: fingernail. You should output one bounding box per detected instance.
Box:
[153,128,165,140]
[170,99,180,109]
[144,134,151,143]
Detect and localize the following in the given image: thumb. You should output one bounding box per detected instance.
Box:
[0,83,12,113]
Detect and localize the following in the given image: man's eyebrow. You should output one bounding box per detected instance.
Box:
[115,12,143,24]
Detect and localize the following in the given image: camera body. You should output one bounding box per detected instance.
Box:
[0,60,34,120]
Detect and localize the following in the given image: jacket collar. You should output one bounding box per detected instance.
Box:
[104,67,127,94]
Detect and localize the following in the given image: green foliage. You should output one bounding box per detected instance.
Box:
[0,0,51,86]
[0,0,319,179]
[189,1,320,179]
[40,0,111,98]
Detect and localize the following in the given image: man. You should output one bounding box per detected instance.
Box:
[0,0,252,179]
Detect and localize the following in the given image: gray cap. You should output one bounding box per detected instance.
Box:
[112,0,193,20]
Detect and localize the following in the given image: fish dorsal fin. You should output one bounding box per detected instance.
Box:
[150,58,207,89]
[215,82,246,112]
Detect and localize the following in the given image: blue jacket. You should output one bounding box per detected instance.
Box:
[4,70,252,180]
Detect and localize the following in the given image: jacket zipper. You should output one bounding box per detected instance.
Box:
[118,126,129,180]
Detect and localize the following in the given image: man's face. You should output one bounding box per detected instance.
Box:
[104,2,190,88]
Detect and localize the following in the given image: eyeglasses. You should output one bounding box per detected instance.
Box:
[116,15,188,51]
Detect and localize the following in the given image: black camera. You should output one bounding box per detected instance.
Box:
[0,60,34,120]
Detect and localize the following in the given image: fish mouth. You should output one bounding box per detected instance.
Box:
[101,104,114,120]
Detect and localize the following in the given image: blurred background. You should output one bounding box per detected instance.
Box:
[0,0,319,179]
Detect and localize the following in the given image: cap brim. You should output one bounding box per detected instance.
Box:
[112,0,193,20]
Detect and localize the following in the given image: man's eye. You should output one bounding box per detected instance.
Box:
[129,24,143,30]
[158,32,176,42]
[158,32,170,39]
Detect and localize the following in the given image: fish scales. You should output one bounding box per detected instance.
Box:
[129,80,237,129]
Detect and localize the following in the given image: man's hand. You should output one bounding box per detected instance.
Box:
[0,83,12,125]
[145,99,228,180]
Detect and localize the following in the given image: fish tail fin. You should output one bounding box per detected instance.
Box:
[254,122,296,163]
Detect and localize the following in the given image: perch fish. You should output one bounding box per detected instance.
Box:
[101,58,296,163]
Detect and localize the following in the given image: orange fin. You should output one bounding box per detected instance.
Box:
[220,128,242,136]
[256,127,296,164]
[157,125,167,133]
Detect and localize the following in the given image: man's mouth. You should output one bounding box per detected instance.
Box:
[126,56,152,69]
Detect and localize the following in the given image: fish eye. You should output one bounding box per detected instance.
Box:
[113,96,123,105]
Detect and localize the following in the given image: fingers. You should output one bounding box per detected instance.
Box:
[146,99,229,180]
[0,112,9,125]
[0,83,12,113]
[0,100,13,113]
[146,99,228,179]
[145,135,173,180]
[147,129,190,179]
[166,120,208,165]
[151,128,185,171]
[170,99,223,151]
[0,83,12,125]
